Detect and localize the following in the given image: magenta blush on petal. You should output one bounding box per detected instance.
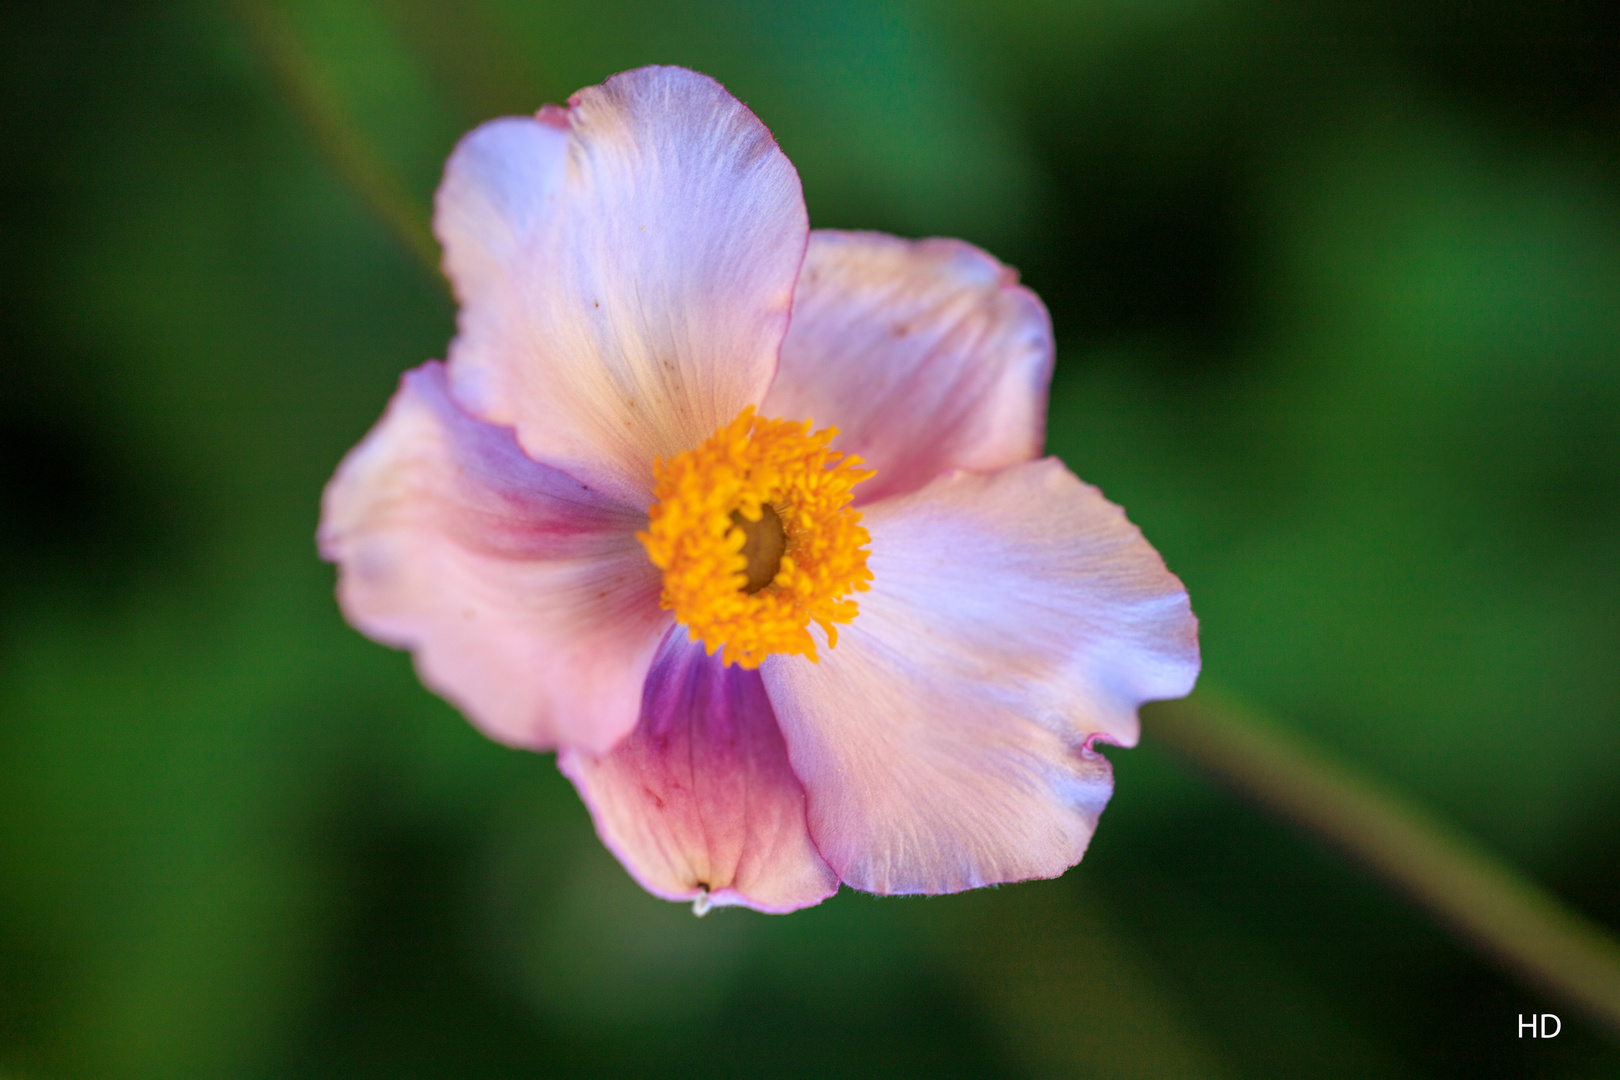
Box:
[436,66,809,505]
[560,632,840,914]
[763,231,1053,505]
[762,459,1199,896]
[318,362,669,754]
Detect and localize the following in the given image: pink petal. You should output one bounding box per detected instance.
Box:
[760,459,1199,895]
[435,66,808,505]
[559,632,839,913]
[762,231,1053,504]
[318,363,669,754]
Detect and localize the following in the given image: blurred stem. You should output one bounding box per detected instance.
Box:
[1147,689,1620,1036]
[234,0,445,284]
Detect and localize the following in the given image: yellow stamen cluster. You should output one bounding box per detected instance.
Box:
[639,407,874,668]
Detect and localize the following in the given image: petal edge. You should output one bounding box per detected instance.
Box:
[762,459,1199,895]
[318,362,669,753]
[560,632,840,913]
[764,230,1053,504]
[437,67,809,503]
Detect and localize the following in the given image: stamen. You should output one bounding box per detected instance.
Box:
[638,407,873,668]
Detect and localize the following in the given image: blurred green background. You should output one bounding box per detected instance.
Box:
[3,0,1618,1076]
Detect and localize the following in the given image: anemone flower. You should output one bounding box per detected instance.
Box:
[319,66,1199,914]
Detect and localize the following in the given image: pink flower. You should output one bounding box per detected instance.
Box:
[319,66,1199,913]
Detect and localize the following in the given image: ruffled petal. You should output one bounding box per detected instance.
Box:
[760,459,1199,895]
[762,231,1053,504]
[559,631,839,913]
[436,66,808,504]
[318,363,668,754]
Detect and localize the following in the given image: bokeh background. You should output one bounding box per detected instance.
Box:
[3,0,1619,1076]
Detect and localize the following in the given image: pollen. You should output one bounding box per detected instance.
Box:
[638,407,874,669]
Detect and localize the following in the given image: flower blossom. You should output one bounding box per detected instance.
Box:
[319,66,1199,913]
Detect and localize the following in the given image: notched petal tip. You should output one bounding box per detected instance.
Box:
[762,458,1198,896]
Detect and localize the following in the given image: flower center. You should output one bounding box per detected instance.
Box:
[731,503,786,594]
[638,407,874,669]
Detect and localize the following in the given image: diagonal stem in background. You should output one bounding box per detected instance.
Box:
[241,0,1620,1042]
[1148,690,1620,1036]
[236,0,444,284]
